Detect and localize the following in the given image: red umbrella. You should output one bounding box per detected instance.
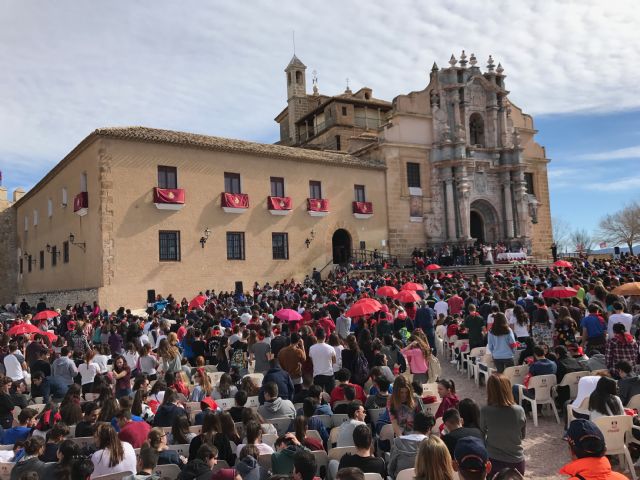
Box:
[32,310,59,321]
[402,282,425,291]
[275,308,303,322]
[188,295,207,310]
[395,290,422,303]
[542,286,578,298]
[7,323,41,336]
[39,330,58,342]
[426,264,441,271]
[553,260,573,268]
[346,298,382,318]
[376,286,398,297]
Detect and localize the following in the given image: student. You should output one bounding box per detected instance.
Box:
[559,419,627,480]
[189,368,213,402]
[11,436,47,480]
[123,444,161,480]
[153,389,187,427]
[90,423,138,478]
[337,403,367,447]
[388,411,433,478]
[364,376,391,410]
[271,433,309,475]
[480,374,527,477]
[453,437,492,480]
[39,422,70,463]
[188,412,235,466]
[179,444,218,480]
[616,360,640,405]
[587,376,624,421]
[330,368,367,406]
[487,313,517,373]
[75,402,101,438]
[257,382,296,420]
[260,359,295,402]
[292,449,318,480]
[414,435,456,480]
[235,420,274,457]
[388,376,423,436]
[441,408,484,457]
[145,427,184,468]
[235,444,267,480]
[308,328,336,393]
[1,407,37,445]
[435,379,459,419]
[229,390,250,422]
[117,410,152,449]
[0,377,15,430]
[333,424,385,479]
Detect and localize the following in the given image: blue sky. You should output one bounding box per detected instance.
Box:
[0,0,638,239]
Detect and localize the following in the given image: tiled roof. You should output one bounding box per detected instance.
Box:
[95,126,385,169]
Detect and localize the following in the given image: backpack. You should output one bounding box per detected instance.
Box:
[351,351,369,385]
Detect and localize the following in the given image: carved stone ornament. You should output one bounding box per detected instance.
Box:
[474,172,487,194]
[425,214,442,238]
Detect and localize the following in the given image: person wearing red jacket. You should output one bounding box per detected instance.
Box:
[330,368,366,406]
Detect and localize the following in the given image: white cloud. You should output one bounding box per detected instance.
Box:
[578,145,640,161]
[0,0,639,191]
[584,176,640,192]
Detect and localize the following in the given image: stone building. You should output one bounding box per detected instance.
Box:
[0,51,552,309]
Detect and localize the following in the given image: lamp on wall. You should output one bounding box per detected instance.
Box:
[200,228,211,248]
[46,244,61,257]
[305,229,316,248]
[69,233,86,251]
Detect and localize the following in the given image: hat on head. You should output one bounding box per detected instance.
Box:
[454,437,488,471]
[563,419,606,458]
[200,397,218,411]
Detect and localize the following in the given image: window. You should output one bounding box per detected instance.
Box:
[359,241,366,249]
[51,246,57,267]
[407,162,421,188]
[157,166,178,189]
[63,241,70,264]
[47,199,53,218]
[33,210,38,226]
[39,251,44,270]
[295,71,302,84]
[524,173,535,196]
[224,172,241,194]
[270,177,285,197]
[469,113,485,147]
[309,181,322,199]
[62,187,68,206]
[335,135,341,151]
[24,216,28,231]
[354,185,366,202]
[159,231,181,261]
[19,258,23,275]
[272,233,289,260]
[226,232,245,260]
[80,172,88,192]
[342,106,347,116]
[28,255,32,273]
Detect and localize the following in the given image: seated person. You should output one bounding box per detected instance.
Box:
[10,380,29,409]
[296,385,332,416]
[31,371,69,403]
[337,403,366,448]
[124,444,160,480]
[257,382,296,420]
[512,345,557,402]
[617,360,640,405]
[194,397,219,425]
[271,433,309,475]
[388,411,433,477]
[75,401,101,437]
[292,449,318,480]
[330,369,366,406]
[441,408,484,457]
[364,377,391,410]
[229,390,250,423]
[292,375,313,404]
[178,444,218,480]
[334,386,362,415]
[1,407,37,445]
[235,444,268,480]
[39,422,70,462]
[330,425,385,480]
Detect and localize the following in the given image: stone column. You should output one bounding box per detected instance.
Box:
[456,168,472,240]
[513,171,530,240]
[444,177,457,241]
[502,172,514,239]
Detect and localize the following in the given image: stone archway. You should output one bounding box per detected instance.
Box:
[332,229,352,264]
[470,199,500,243]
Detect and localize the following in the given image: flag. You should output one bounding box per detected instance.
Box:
[353,201,373,214]
[221,192,249,208]
[153,188,185,204]
[268,196,292,210]
[73,192,88,212]
[599,242,607,249]
[307,198,329,212]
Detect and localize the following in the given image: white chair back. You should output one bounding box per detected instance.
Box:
[262,433,278,448]
[311,450,328,475]
[560,371,590,399]
[364,474,383,480]
[368,408,385,425]
[269,417,293,436]
[328,446,358,461]
[469,347,486,358]
[332,414,348,428]
[246,396,260,408]
[397,467,415,480]
[593,415,636,479]
[379,423,394,442]
[423,401,441,417]
[627,394,640,409]
[171,444,190,457]
[154,464,181,478]
[315,414,332,429]
[306,429,323,443]
[217,398,235,410]
[244,373,264,385]
[527,374,557,402]
[94,473,133,480]
[258,453,272,470]
[503,364,529,385]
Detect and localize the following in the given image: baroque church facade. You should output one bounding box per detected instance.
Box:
[276,51,552,259]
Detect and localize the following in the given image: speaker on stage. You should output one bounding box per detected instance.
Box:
[147,289,156,304]
[235,281,243,294]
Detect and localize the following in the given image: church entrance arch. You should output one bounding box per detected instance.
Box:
[470,200,499,244]
[332,229,352,264]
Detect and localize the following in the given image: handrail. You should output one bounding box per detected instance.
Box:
[318,259,335,274]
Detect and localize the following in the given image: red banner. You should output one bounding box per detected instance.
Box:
[307,198,329,212]
[221,192,249,208]
[153,188,185,204]
[73,192,88,212]
[353,201,373,214]
[268,196,292,210]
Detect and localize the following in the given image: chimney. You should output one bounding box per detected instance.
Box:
[13,188,25,202]
[0,186,7,202]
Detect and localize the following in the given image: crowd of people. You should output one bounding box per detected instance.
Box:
[0,254,639,480]
[411,242,527,268]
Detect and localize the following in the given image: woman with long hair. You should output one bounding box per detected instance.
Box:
[241,409,277,436]
[11,436,47,479]
[39,422,70,463]
[487,313,517,373]
[328,333,344,373]
[96,386,119,423]
[145,427,184,467]
[188,412,235,465]
[388,376,423,436]
[293,416,323,451]
[168,415,196,445]
[480,374,526,477]
[157,337,182,375]
[59,385,83,425]
[77,350,99,395]
[153,389,187,428]
[219,411,241,445]
[239,376,259,397]
[215,337,230,373]
[340,335,361,380]
[509,305,530,343]
[90,423,137,478]
[213,373,237,400]
[554,306,577,346]
[112,354,132,399]
[435,379,459,419]
[189,368,213,402]
[40,439,81,480]
[401,335,431,385]
[414,435,455,480]
[131,387,153,422]
[588,376,624,421]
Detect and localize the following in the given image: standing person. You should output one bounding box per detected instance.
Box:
[388,376,423,436]
[464,304,486,349]
[414,435,455,480]
[510,305,530,343]
[113,355,132,399]
[189,368,213,402]
[52,347,78,387]
[401,336,430,385]
[531,297,553,348]
[487,313,517,373]
[308,328,336,393]
[157,338,182,375]
[607,302,632,338]
[278,333,307,391]
[137,344,159,381]
[0,377,14,429]
[341,335,369,386]
[415,302,437,355]
[559,419,627,480]
[78,350,100,395]
[580,305,607,352]
[248,328,271,374]
[480,374,527,477]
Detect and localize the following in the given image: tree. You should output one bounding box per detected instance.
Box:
[552,217,572,252]
[598,202,640,255]
[571,229,594,255]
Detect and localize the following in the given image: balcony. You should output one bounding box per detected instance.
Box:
[153,187,185,211]
[73,192,88,216]
[307,198,329,217]
[353,201,373,219]
[221,192,249,213]
[268,196,292,216]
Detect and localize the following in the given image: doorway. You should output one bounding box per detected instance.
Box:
[470,211,484,243]
[332,229,352,264]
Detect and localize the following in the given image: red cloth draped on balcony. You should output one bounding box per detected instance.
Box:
[353,201,373,214]
[307,198,329,212]
[221,192,249,208]
[73,192,88,212]
[154,188,185,204]
[268,196,292,210]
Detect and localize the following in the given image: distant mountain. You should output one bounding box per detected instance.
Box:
[591,245,640,254]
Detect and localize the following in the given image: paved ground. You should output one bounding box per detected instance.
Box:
[439,359,574,479]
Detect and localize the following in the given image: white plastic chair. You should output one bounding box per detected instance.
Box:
[475,361,495,386]
[566,397,589,424]
[311,450,329,475]
[94,473,133,480]
[70,436,95,449]
[171,443,190,457]
[397,467,415,480]
[262,433,278,448]
[328,446,358,461]
[593,415,636,480]
[269,417,293,436]
[553,371,590,400]
[315,414,333,430]
[207,372,224,386]
[368,408,385,425]
[246,396,260,408]
[332,414,348,428]
[217,398,235,410]
[517,374,560,427]
[502,364,529,386]
[463,347,486,378]
[154,464,181,479]
[626,394,640,409]
[422,401,441,417]
[258,453,272,470]
[306,429,323,443]
[364,474,383,480]
[379,423,395,442]
[328,425,341,448]
[188,425,202,435]
[244,373,264,385]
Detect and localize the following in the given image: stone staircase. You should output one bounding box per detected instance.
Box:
[439,258,552,276]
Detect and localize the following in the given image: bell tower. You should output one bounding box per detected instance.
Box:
[285,55,307,144]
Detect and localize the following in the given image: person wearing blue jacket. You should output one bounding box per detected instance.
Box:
[258,359,295,402]
[487,313,517,373]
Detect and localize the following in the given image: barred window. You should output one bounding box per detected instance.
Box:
[159,231,181,261]
[270,177,285,197]
[227,232,245,260]
[158,166,177,189]
[407,162,421,188]
[272,233,289,260]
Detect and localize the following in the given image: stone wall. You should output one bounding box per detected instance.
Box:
[15,288,99,310]
[0,188,17,305]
